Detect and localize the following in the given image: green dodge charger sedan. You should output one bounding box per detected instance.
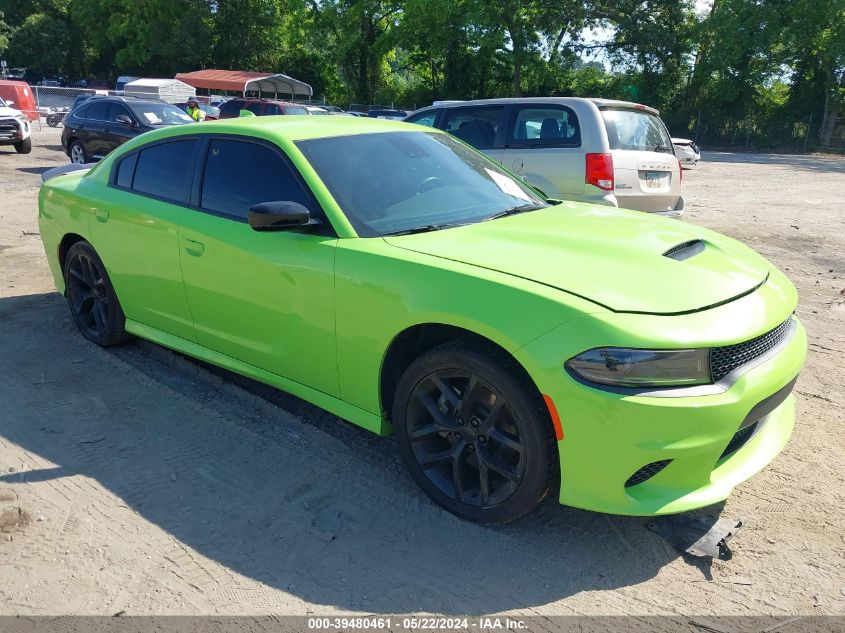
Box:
[38,116,807,523]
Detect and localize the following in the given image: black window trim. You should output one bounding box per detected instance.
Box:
[108,133,335,237]
[108,136,203,207]
[503,103,582,149]
[189,133,336,237]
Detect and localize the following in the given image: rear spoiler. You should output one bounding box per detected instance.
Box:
[41,163,93,183]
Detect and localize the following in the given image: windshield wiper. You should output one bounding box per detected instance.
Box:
[483,203,549,222]
[382,224,450,236]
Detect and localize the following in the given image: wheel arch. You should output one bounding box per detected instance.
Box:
[58,233,88,275]
[380,323,551,432]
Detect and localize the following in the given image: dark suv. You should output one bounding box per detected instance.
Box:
[218,98,308,118]
[61,96,194,164]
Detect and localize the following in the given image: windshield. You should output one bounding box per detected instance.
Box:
[296,131,548,237]
[601,108,673,153]
[129,103,194,126]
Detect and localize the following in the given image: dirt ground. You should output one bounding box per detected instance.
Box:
[0,126,843,618]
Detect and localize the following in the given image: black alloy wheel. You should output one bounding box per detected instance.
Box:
[63,242,130,346]
[394,342,557,524]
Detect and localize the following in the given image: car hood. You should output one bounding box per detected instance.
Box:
[383,203,771,315]
[0,106,23,118]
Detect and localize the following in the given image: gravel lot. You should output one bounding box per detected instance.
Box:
[0,126,843,618]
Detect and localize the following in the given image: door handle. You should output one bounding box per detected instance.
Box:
[95,208,109,223]
[183,238,205,257]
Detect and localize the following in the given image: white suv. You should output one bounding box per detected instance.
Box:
[0,97,32,154]
[405,97,684,214]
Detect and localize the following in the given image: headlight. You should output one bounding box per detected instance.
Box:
[566,348,710,387]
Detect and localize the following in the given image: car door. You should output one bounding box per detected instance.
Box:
[79,100,110,159]
[92,138,199,340]
[103,102,136,155]
[500,104,584,199]
[178,136,339,396]
[440,105,506,165]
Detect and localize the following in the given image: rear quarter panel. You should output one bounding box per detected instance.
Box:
[38,172,94,293]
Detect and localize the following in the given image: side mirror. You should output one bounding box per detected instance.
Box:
[248,201,317,231]
[115,114,133,127]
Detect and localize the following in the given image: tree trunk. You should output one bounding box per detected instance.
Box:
[819,69,844,147]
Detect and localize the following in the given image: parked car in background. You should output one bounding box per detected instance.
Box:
[672,137,701,167]
[38,117,806,523]
[406,97,684,214]
[61,95,193,163]
[175,102,220,120]
[218,98,309,118]
[368,108,408,120]
[0,96,32,153]
[0,79,38,121]
[305,106,331,115]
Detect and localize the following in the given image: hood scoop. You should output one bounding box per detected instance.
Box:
[663,239,705,261]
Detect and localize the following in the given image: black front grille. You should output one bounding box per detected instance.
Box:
[625,459,672,488]
[0,119,19,139]
[710,319,792,382]
[719,420,759,460]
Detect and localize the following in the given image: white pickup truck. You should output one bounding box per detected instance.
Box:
[0,97,32,154]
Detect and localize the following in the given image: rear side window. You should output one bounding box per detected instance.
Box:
[115,153,138,188]
[264,103,282,115]
[246,102,264,115]
[219,100,243,117]
[442,106,504,150]
[199,139,314,220]
[508,106,581,148]
[132,140,197,202]
[406,110,438,127]
[601,108,673,152]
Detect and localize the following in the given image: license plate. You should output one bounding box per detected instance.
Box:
[646,172,667,189]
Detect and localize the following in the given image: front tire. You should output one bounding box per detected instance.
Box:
[63,242,131,346]
[14,137,32,154]
[393,342,557,524]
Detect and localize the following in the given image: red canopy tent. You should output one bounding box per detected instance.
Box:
[174,69,313,98]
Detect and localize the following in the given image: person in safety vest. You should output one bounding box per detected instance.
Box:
[186,97,205,122]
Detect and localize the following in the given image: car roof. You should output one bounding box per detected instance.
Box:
[126,115,432,143]
[410,96,658,116]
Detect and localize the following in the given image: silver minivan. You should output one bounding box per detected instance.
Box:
[405,97,684,214]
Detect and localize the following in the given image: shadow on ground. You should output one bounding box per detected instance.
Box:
[0,292,724,614]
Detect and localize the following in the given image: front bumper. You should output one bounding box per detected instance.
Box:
[514,284,807,516]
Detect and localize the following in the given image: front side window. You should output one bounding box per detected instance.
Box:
[508,106,581,148]
[406,110,438,127]
[297,131,547,237]
[601,108,673,153]
[442,106,504,150]
[85,101,109,121]
[200,139,314,220]
[282,105,308,115]
[219,100,243,116]
[107,103,133,123]
[132,139,197,202]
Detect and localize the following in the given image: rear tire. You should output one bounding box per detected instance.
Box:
[69,141,87,164]
[393,341,557,524]
[63,241,131,346]
[14,137,31,154]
